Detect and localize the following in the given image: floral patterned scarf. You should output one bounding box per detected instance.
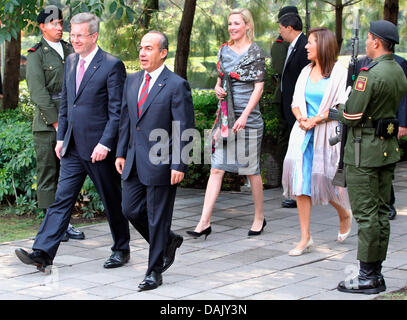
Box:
[212,42,265,152]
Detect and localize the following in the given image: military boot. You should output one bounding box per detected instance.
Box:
[374,260,386,292]
[337,261,385,294]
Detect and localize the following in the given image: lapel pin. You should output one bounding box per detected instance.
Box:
[158,83,163,87]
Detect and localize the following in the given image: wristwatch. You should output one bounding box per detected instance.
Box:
[319,113,326,123]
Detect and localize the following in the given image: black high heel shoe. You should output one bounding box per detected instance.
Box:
[248,219,267,236]
[186,226,212,240]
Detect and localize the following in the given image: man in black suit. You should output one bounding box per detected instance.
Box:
[15,12,131,271]
[116,31,195,291]
[277,6,310,208]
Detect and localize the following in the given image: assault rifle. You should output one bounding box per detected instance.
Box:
[329,12,359,187]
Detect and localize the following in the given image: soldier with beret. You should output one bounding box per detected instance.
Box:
[336,20,407,294]
[27,5,85,241]
[356,52,407,221]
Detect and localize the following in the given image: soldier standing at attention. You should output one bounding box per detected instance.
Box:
[27,6,85,241]
[336,20,407,294]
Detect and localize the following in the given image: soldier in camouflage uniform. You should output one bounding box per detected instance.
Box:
[336,20,407,294]
[27,6,84,241]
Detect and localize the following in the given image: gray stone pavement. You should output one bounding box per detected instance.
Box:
[1,162,407,300]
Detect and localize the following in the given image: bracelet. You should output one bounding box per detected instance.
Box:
[319,113,326,123]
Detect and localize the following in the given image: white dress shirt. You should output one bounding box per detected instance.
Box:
[76,45,99,76]
[138,63,166,99]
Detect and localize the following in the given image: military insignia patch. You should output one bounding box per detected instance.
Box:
[355,76,367,92]
[387,123,395,135]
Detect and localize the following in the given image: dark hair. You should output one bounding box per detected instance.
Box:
[371,33,394,52]
[279,13,303,31]
[308,27,338,78]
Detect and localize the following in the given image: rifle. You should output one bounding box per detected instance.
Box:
[330,11,360,187]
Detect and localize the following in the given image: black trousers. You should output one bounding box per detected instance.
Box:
[122,167,177,275]
[33,142,130,259]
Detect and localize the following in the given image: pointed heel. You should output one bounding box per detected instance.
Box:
[186,226,212,240]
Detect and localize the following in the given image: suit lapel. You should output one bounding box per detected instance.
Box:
[130,72,144,117]
[68,54,79,100]
[75,48,103,100]
[286,33,305,67]
[137,66,169,122]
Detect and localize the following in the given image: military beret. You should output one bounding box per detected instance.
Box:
[369,20,399,44]
[278,6,299,22]
[37,5,63,24]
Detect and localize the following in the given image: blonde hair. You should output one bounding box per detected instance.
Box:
[227,8,254,45]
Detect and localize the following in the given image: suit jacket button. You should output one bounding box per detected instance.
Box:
[396,148,399,152]
[384,152,388,157]
[73,104,76,108]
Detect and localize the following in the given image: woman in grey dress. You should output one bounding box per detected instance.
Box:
[187,8,266,239]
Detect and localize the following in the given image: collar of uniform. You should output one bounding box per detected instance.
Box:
[373,53,394,63]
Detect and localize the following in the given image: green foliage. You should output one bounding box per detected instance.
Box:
[0,0,43,43]
[0,108,37,213]
[260,58,279,139]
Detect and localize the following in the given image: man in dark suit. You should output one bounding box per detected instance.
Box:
[116,31,195,291]
[277,6,310,208]
[15,12,130,272]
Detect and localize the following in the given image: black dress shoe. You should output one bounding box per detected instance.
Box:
[138,271,162,291]
[162,234,183,273]
[388,204,397,220]
[66,224,85,240]
[282,199,297,208]
[248,219,267,236]
[15,248,52,272]
[103,251,130,269]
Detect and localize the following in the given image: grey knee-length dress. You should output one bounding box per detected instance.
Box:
[212,44,264,175]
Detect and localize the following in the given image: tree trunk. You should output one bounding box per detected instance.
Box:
[384,0,399,25]
[335,1,343,50]
[174,0,197,80]
[2,32,21,110]
[143,0,159,29]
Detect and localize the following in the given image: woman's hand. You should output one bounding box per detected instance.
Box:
[215,84,227,100]
[232,114,248,133]
[299,117,317,131]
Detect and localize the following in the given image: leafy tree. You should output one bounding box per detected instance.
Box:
[0,0,43,110]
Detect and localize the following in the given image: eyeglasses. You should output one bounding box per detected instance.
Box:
[69,33,95,40]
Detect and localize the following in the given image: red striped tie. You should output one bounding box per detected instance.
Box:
[138,73,151,117]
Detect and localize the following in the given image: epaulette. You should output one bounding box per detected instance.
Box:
[360,61,378,72]
[28,42,42,53]
[275,36,284,43]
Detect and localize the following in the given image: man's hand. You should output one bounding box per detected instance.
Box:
[52,121,58,131]
[115,157,126,174]
[398,126,407,139]
[171,170,185,185]
[55,141,63,160]
[91,144,108,163]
